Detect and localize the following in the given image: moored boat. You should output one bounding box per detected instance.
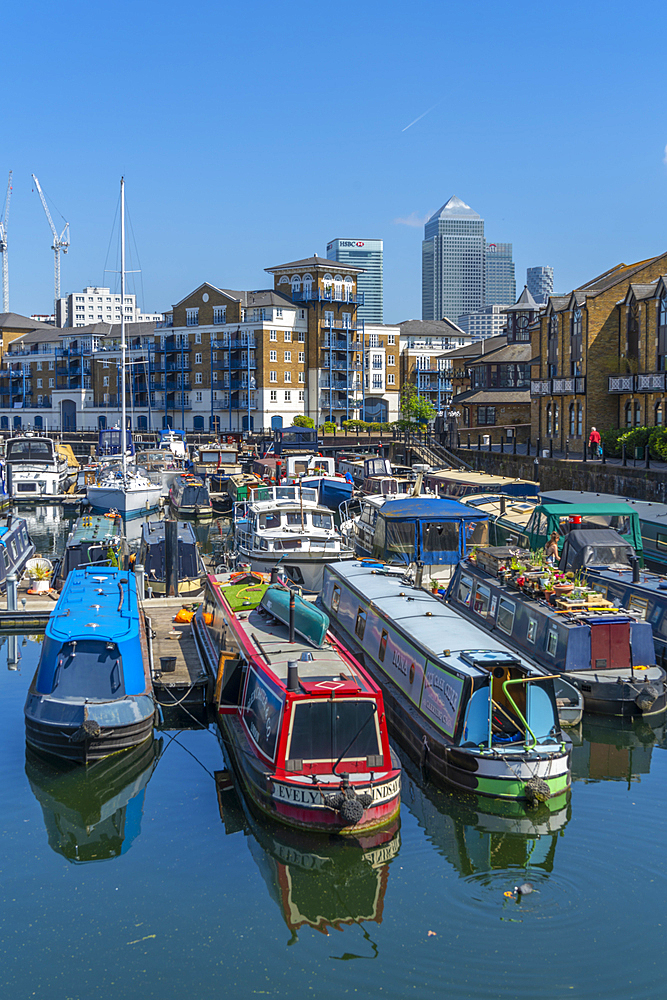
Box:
[169,473,213,519]
[24,566,155,763]
[282,454,353,509]
[5,434,71,499]
[53,513,126,591]
[0,513,36,591]
[321,561,572,803]
[193,573,401,834]
[137,520,206,594]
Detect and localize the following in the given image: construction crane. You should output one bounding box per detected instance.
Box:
[32,173,69,319]
[0,171,11,313]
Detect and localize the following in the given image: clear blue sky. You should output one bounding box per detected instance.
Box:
[4,0,667,323]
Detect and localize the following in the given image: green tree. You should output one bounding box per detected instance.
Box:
[291,415,314,428]
[400,383,436,427]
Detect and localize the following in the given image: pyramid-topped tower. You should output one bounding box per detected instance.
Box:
[423,196,485,322]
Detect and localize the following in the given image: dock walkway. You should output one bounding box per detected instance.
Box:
[143,598,211,709]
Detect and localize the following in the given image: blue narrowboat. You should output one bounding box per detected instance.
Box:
[24,566,155,764]
[322,561,572,804]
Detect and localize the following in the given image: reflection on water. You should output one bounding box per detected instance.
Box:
[25,737,162,863]
[215,770,400,942]
[571,715,665,785]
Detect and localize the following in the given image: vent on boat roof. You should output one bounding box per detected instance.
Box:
[460,650,522,670]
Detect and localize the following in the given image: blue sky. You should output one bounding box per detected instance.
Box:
[4,0,667,322]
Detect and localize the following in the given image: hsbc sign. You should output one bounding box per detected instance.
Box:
[328,240,366,249]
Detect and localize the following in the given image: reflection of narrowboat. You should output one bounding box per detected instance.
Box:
[448,550,666,718]
[215,769,401,940]
[0,514,36,592]
[24,566,155,763]
[322,562,572,802]
[169,473,213,519]
[193,573,401,834]
[137,520,206,594]
[570,715,664,784]
[25,737,161,862]
[53,514,126,591]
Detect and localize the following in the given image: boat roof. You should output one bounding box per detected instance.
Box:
[428,469,538,488]
[541,490,667,527]
[141,520,196,542]
[328,561,542,680]
[539,501,638,516]
[377,497,488,522]
[68,515,122,545]
[47,567,138,643]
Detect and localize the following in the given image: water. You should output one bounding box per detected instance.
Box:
[3,508,667,998]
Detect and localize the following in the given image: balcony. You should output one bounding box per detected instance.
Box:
[637,372,666,392]
[165,362,191,372]
[210,338,256,350]
[531,379,552,396]
[155,318,173,329]
[608,375,635,393]
[552,378,575,394]
[293,289,364,306]
[320,320,358,332]
[212,400,258,410]
[319,378,361,390]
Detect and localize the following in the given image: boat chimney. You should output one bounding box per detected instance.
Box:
[287,660,299,691]
[165,518,179,597]
[500,496,506,515]
[631,555,640,584]
[289,589,295,642]
[6,513,12,528]
[270,565,279,584]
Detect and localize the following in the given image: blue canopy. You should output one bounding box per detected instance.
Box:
[373,498,488,566]
[377,498,488,522]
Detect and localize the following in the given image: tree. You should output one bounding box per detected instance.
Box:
[292,415,314,428]
[400,383,436,427]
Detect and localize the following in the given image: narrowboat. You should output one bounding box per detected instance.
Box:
[214,769,401,939]
[53,514,126,591]
[193,573,401,834]
[5,434,71,498]
[25,737,161,862]
[283,455,354,509]
[448,546,666,717]
[137,520,206,594]
[193,444,242,480]
[0,514,36,591]
[169,473,213,519]
[234,484,354,592]
[321,561,572,803]
[211,472,261,516]
[541,489,667,575]
[425,468,539,501]
[24,566,155,763]
[339,496,489,589]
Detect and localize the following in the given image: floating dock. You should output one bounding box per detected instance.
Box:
[143,598,211,709]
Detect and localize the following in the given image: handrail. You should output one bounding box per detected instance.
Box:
[501,674,561,749]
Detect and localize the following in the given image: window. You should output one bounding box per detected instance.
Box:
[477,406,496,425]
[298,352,305,363]
[103,376,109,386]
[570,403,576,435]
[472,583,491,617]
[324,311,334,328]
[387,335,395,345]
[284,371,291,383]
[625,401,632,428]
[298,331,305,342]
[212,371,218,382]
[387,355,395,365]
[388,373,395,385]
[36,361,42,371]
[37,395,42,405]
[284,351,291,362]
[634,401,642,426]
[457,574,473,606]
[49,360,54,370]
[186,309,199,326]
[331,585,341,613]
[546,628,558,656]
[212,352,217,362]
[276,308,283,318]
[527,619,537,644]
[284,331,291,342]
[577,403,583,436]
[656,402,663,427]
[355,607,367,640]
[298,372,304,383]
[497,598,516,635]
[195,372,202,384]
[284,390,291,402]
[36,379,42,389]
[270,371,277,382]
[49,378,54,388]
[298,390,305,401]
[546,404,552,437]
[195,332,202,344]
[213,306,226,324]
[270,330,277,341]
[195,391,202,402]
[270,389,277,402]
[269,350,277,362]
[194,353,202,364]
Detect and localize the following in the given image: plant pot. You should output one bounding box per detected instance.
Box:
[553,584,574,596]
[30,578,50,593]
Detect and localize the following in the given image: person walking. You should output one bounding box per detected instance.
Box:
[588,426,601,459]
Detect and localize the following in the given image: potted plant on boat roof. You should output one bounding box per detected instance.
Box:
[28,561,51,594]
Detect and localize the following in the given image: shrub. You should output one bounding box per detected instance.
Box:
[649,426,667,460]
[291,415,314,428]
[322,421,336,434]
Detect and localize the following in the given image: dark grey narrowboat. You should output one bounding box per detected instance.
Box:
[137,520,206,595]
[169,474,213,519]
[53,514,127,591]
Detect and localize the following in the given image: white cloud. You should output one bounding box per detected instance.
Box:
[393,211,431,228]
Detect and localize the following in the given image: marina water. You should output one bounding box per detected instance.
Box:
[1,507,667,999]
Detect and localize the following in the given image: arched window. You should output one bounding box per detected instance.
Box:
[278,275,290,285]
[137,415,148,430]
[334,275,343,301]
[344,276,354,302]
[13,416,21,429]
[628,301,640,361]
[634,401,642,426]
[34,415,43,430]
[625,402,632,428]
[0,416,7,430]
[210,415,220,432]
[291,275,301,297]
[193,415,204,430]
[98,415,106,430]
[571,307,582,338]
[577,403,583,437]
[302,274,313,299]
[569,403,575,436]
[546,404,552,437]
[656,402,663,427]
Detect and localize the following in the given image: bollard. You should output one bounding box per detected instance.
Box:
[289,590,295,643]
[536,438,541,460]
[6,572,17,612]
[602,445,606,465]
[622,443,627,467]
[526,436,531,457]
[513,434,517,455]
[478,434,481,451]
[582,439,587,462]
[135,563,145,600]
[165,518,179,597]
[565,440,569,460]
[270,566,279,584]
[467,434,471,449]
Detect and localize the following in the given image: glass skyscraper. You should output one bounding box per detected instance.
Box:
[326,238,383,323]
[485,242,516,306]
[527,265,554,304]
[422,196,485,323]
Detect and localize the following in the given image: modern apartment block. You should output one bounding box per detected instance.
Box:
[399,318,471,413]
[326,239,383,324]
[457,304,508,342]
[485,242,516,306]
[527,266,554,304]
[422,196,485,323]
[56,287,163,328]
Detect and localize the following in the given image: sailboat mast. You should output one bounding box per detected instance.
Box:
[120,176,127,478]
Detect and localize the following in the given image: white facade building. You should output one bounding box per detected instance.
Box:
[56,287,163,328]
[457,304,507,342]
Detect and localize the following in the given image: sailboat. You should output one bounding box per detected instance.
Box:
[87,178,162,518]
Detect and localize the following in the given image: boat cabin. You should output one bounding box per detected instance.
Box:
[368,497,488,569]
[138,520,205,594]
[170,474,212,516]
[97,428,135,458]
[425,469,539,500]
[54,514,126,591]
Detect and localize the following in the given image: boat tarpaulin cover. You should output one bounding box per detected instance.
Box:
[559,528,634,572]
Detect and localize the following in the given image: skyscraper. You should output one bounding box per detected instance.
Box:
[484,242,516,306]
[422,196,485,323]
[326,238,383,323]
[527,265,554,304]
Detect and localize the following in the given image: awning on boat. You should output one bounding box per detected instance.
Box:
[372,498,488,566]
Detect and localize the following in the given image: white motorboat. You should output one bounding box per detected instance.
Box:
[282,454,353,509]
[5,435,71,499]
[86,179,162,520]
[234,484,354,592]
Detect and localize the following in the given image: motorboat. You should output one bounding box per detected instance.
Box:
[133,448,183,497]
[193,571,401,834]
[24,565,155,763]
[322,561,572,803]
[282,454,353,509]
[169,473,213,519]
[234,484,354,592]
[4,435,71,499]
[52,513,126,591]
[192,443,242,480]
[137,520,206,595]
[159,429,188,460]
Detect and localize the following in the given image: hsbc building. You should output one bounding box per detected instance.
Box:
[326,237,383,324]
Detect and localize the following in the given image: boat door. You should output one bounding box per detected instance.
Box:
[589,620,631,671]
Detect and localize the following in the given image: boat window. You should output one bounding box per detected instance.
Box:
[382,519,415,563]
[261,512,282,529]
[379,630,388,662]
[46,640,125,699]
[422,521,459,559]
[7,440,52,461]
[472,583,491,617]
[286,513,303,526]
[355,607,367,639]
[288,699,380,762]
[496,598,516,635]
[243,668,283,760]
[331,585,341,613]
[527,619,537,643]
[312,513,332,529]
[10,540,17,560]
[292,461,309,476]
[657,533,667,552]
[628,595,649,619]
[457,573,473,607]
[546,628,558,656]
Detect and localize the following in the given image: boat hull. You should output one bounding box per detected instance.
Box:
[24,695,156,764]
[563,670,667,718]
[87,484,162,517]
